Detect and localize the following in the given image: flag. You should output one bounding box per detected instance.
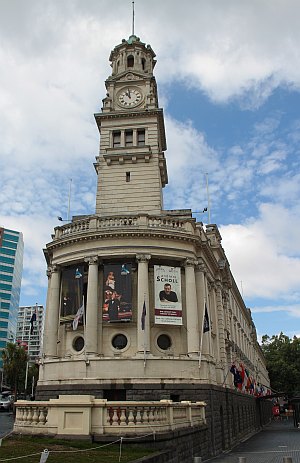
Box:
[203,303,210,332]
[141,300,146,330]
[75,268,82,279]
[30,312,36,335]
[230,364,242,388]
[72,303,84,330]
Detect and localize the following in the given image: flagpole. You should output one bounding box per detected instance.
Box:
[198,299,206,369]
[67,178,72,222]
[205,173,211,224]
[143,293,146,368]
[132,1,135,36]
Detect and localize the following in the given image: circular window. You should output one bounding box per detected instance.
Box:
[157,334,172,350]
[112,334,128,350]
[73,336,84,352]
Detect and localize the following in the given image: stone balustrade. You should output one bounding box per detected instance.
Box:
[53,214,194,240]
[14,396,206,437]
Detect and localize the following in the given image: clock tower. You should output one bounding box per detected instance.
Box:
[94,35,168,216]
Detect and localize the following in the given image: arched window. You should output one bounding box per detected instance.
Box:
[127,55,134,67]
[141,58,146,70]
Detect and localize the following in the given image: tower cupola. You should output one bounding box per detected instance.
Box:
[109,35,156,77]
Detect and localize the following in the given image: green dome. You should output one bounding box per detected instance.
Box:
[127,34,141,44]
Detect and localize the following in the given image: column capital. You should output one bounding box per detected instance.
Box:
[136,254,151,263]
[184,258,197,268]
[46,264,60,277]
[195,258,207,273]
[207,280,216,292]
[84,255,99,265]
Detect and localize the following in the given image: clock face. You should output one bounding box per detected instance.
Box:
[118,88,143,107]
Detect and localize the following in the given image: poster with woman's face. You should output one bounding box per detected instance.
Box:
[102,263,132,323]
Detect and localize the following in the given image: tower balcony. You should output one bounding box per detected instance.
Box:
[52,213,198,244]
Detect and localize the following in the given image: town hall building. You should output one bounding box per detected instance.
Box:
[34,33,271,456]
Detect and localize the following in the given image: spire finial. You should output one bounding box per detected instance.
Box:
[132,1,135,36]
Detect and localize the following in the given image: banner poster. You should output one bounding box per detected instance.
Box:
[154,265,182,325]
[60,264,84,324]
[102,263,132,323]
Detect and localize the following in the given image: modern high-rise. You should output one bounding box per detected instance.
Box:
[0,227,24,369]
[16,305,45,363]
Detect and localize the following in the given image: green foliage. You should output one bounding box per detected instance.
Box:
[1,342,29,396]
[261,333,300,395]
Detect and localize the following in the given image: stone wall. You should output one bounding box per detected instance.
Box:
[36,382,272,460]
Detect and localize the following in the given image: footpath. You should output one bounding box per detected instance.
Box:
[209,417,300,463]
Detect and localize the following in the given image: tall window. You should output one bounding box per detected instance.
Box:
[137,129,145,146]
[125,130,133,147]
[127,55,134,67]
[113,131,121,148]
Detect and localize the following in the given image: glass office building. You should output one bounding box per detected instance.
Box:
[0,227,24,369]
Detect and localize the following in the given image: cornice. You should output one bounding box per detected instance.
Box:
[94,108,164,122]
[46,228,200,252]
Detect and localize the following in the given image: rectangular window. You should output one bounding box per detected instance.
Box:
[0,311,9,319]
[0,256,14,265]
[137,129,145,146]
[126,172,131,182]
[125,130,133,147]
[0,248,16,256]
[2,240,17,250]
[0,283,12,292]
[0,265,14,273]
[113,131,121,148]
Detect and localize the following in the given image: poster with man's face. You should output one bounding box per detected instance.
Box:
[102,263,132,323]
[154,265,182,325]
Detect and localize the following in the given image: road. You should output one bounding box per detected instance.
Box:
[0,411,15,438]
[210,417,300,463]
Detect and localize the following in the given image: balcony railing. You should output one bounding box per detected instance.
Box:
[53,214,195,240]
[14,396,206,437]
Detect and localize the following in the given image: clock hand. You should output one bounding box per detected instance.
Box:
[127,89,131,98]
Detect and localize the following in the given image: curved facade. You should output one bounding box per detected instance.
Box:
[37,35,269,403]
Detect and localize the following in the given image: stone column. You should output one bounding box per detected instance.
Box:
[43,265,61,358]
[185,259,199,356]
[195,261,209,356]
[209,282,220,361]
[215,282,227,365]
[136,254,151,353]
[85,256,99,355]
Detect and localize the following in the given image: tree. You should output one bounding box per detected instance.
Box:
[261,333,300,396]
[2,342,28,397]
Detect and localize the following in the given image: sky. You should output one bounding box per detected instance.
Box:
[1,0,300,341]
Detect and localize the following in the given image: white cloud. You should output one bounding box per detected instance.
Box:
[220,203,300,300]
[251,304,300,318]
[0,0,300,339]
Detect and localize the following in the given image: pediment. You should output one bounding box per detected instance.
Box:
[108,71,148,84]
